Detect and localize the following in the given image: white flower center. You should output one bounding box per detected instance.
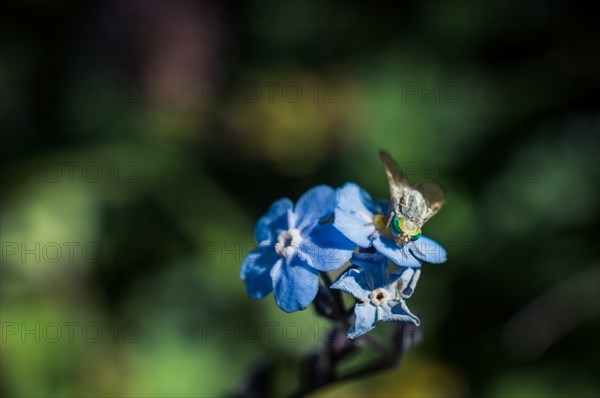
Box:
[370,288,388,306]
[275,228,303,259]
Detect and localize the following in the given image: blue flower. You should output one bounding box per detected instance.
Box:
[333,182,447,267]
[350,252,422,300]
[331,254,420,339]
[241,185,356,313]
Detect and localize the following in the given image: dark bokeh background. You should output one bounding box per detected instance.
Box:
[1,1,599,397]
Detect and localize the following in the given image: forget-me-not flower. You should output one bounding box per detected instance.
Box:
[333,183,447,267]
[331,253,420,339]
[241,185,356,313]
[350,252,421,298]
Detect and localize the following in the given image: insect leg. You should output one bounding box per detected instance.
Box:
[385,211,395,229]
[410,243,424,258]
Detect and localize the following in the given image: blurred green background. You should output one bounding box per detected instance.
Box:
[1,1,599,397]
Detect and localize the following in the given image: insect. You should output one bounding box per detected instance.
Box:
[379,150,446,245]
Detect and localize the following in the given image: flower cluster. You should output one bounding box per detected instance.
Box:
[241,182,447,338]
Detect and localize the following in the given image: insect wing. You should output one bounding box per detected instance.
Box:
[379,149,411,205]
[379,150,411,216]
[415,180,446,224]
[379,150,411,189]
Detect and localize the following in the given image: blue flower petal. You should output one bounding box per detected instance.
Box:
[350,252,388,269]
[382,300,420,326]
[293,185,336,232]
[270,255,319,313]
[330,268,371,300]
[375,302,394,321]
[372,235,422,267]
[409,236,447,264]
[347,303,377,339]
[240,245,279,299]
[333,183,381,247]
[375,200,389,214]
[390,267,421,299]
[255,198,293,243]
[351,252,390,287]
[362,259,388,288]
[299,223,355,271]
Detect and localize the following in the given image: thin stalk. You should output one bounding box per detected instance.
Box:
[319,271,348,324]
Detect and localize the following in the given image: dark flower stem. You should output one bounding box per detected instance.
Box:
[319,271,348,324]
[286,322,419,398]
[231,274,422,398]
[359,334,390,359]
